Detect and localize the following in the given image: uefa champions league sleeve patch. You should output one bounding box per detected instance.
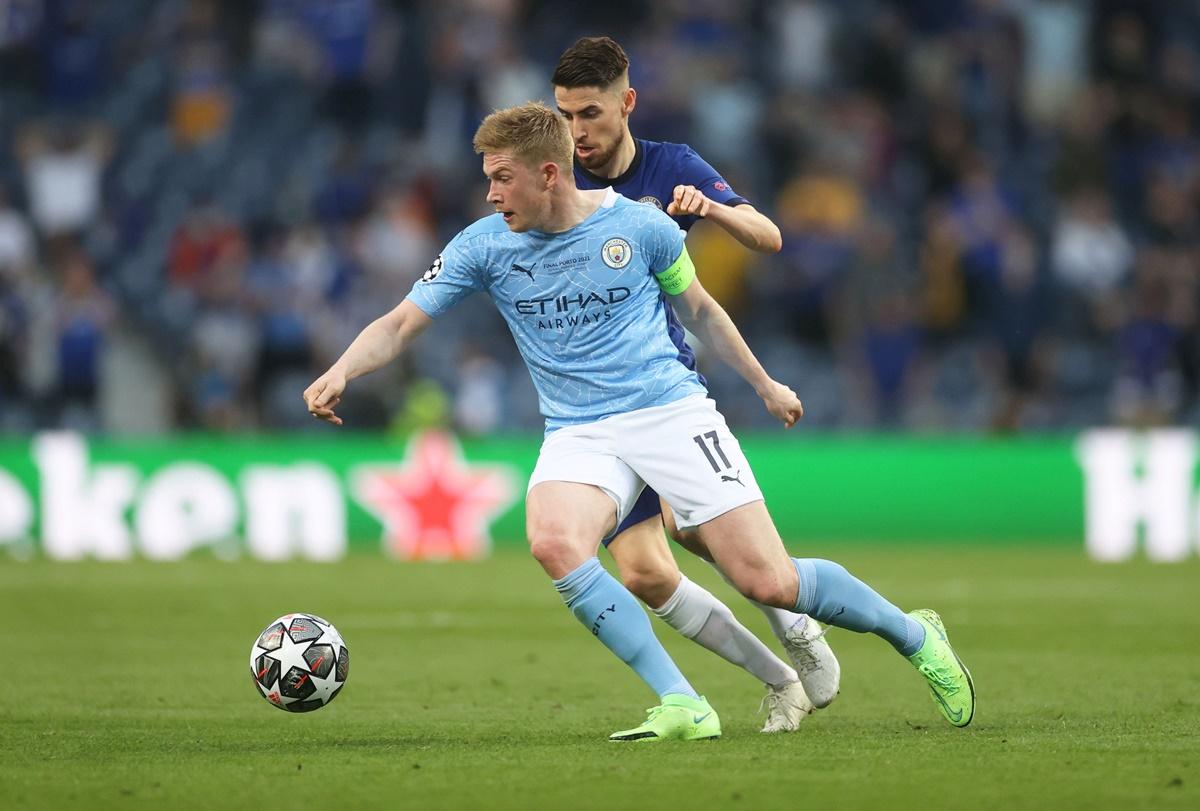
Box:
[601,238,633,269]
[421,254,444,283]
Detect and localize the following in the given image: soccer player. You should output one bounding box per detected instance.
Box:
[551,36,838,729]
[303,103,975,740]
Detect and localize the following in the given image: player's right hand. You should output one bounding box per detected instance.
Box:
[303,369,347,426]
[759,380,804,429]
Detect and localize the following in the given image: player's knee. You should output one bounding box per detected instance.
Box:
[738,575,793,608]
[527,527,581,573]
[622,565,678,608]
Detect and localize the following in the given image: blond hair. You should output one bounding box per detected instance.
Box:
[473,102,574,172]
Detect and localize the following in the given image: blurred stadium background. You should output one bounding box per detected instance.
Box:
[2,0,1199,437]
[3,2,1200,809]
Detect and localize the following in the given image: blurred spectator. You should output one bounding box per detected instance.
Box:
[772,0,832,91]
[985,225,1052,430]
[17,120,113,239]
[770,167,864,345]
[1051,188,1133,334]
[861,291,922,428]
[169,0,233,147]
[52,251,114,430]
[296,0,400,133]
[0,273,31,427]
[1019,0,1090,124]
[356,182,438,295]
[245,228,314,423]
[314,142,375,225]
[1112,276,1183,426]
[0,0,42,93]
[167,200,244,292]
[948,153,1019,287]
[918,204,968,340]
[42,0,107,111]
[453,348,505,436]
[185,248,257,431]
[0,183,35,280]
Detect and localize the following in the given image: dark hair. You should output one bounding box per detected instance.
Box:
[552,36,630,89]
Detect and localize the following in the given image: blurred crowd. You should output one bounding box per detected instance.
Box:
[2,0,1200,434]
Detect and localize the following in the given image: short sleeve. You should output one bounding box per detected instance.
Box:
[639,208,695,295]
[642,209,687,275]
[405,231,486,318]
[676,147,751,208]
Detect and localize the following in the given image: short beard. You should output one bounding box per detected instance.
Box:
[578,139,623,176]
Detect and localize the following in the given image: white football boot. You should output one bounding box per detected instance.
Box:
[760,680,814,733]
[779,616,841,709]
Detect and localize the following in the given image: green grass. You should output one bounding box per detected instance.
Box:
[3,547,1198,810]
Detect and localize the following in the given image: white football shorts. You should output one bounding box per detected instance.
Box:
[527,394,765,533]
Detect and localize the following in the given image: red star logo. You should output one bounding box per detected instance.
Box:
[350,430,518,561]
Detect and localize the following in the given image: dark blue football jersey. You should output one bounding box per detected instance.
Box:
[573,139,750,233]
[574,140,753,535]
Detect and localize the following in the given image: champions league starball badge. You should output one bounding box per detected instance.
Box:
[421,254,444,282]
[601,238,633,269]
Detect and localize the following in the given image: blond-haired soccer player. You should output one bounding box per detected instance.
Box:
[304,103,975,741]
[552,36,837,731]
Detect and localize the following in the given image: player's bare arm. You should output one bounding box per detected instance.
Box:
[669,277,803,428]
[667,185,782,253]
[303,299,433,425]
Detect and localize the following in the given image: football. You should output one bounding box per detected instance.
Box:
[250,613,349,712]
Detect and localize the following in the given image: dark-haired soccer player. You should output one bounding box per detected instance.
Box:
[552,36,838,732]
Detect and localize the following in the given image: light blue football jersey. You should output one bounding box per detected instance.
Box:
[406,188,706,431]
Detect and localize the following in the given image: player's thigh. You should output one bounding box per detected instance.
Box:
[696,501,797,606]
[526,480,618,553]
[526,423,642,576]
[619,395,764,531]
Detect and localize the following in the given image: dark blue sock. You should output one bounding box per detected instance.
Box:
[793,558,925,656]
[553,558,698,698]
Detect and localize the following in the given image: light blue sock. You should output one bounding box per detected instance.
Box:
[793,558,925,656]
[553,558,698,699]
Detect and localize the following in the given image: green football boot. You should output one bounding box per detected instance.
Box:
[906,609,975,727]
[609,694,721,742]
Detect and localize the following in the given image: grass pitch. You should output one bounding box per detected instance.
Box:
[3,546,1198,810]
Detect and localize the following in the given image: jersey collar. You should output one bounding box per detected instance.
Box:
[575,138,645,189]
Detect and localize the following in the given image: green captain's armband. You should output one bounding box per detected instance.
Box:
[654,247,697,295]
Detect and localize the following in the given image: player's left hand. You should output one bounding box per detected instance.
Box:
[759,380,804,429]
[667,185,711,218]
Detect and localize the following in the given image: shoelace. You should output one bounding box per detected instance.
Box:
[758,692,782,717]
[784,624,830,673]
[917,662,960,695]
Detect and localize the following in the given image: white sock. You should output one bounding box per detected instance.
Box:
[651,575,798,688]
[709,559,809,641]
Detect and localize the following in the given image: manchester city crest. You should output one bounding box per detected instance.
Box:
[601,237,633,269]
[638,195,664,210]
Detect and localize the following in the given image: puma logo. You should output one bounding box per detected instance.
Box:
[511,262,536,281]
[720,470,745,487]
